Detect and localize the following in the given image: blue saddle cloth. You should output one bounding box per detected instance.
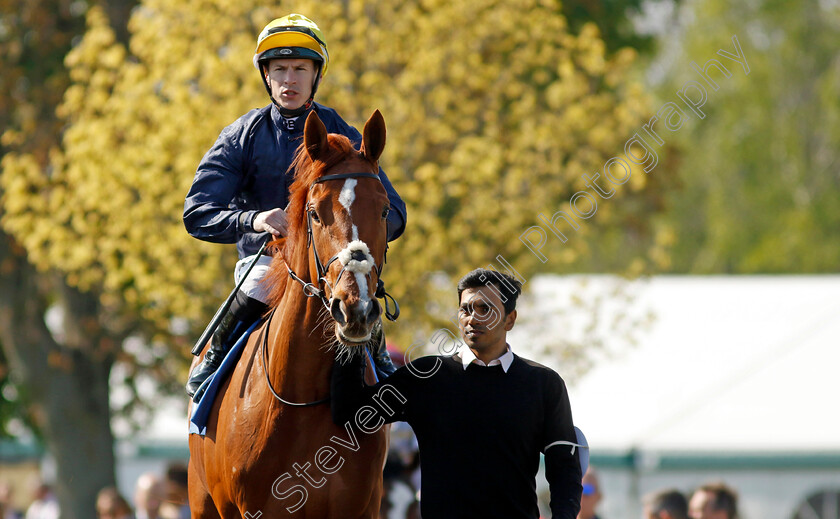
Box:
[189,319,262,436]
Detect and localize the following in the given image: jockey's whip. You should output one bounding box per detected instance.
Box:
[191,240,269,356]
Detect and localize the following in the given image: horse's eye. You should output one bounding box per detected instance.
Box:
[381,207,390,219]
[308,209,320,223]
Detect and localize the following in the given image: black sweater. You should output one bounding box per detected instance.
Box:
[332,354,582,519]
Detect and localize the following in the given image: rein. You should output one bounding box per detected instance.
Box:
[286,171,400,321]
[260,307,331,407]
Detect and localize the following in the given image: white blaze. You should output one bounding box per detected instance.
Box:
[355,272,371,305]
[338,178,359,241]
[337,180,371,303]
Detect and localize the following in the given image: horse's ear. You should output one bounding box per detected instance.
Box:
[361,109,386,163]
[304,111,328,161]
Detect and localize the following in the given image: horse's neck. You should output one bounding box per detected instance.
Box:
[264,270,333,398]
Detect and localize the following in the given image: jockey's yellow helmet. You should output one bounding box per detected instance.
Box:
[253,14,330,77]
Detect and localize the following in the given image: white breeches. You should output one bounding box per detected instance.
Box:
[234,254,274,303]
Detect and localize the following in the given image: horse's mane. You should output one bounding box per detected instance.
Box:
[263,133,376,308]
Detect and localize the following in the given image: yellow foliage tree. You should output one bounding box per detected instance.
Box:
[2,0,654,350]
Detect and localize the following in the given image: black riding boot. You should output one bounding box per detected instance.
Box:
[186,292,268,400]
[369,321,397,379]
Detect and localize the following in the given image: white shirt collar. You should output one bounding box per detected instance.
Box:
[455,344,514,373]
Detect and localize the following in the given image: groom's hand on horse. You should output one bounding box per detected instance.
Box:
[254,208,288,237]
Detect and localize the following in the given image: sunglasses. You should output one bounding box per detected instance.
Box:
[582,483,598,496]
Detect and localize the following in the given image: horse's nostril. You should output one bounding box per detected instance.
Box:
[330,298,346,326]
[366,300,382,325]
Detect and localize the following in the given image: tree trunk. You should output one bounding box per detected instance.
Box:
[0,231,116,519]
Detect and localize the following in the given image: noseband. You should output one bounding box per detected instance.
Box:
[286,171,400,321]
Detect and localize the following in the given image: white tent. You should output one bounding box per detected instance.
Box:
[512,275,840,519]
[550,275,840,452]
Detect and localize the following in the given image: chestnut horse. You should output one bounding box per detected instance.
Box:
[188,110,392,518]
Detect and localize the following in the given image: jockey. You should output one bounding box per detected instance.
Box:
[183,14,406,400]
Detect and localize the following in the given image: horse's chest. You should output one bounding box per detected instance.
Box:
[227,430,384,518]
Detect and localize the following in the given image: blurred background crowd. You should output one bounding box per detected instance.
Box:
[0,464,188,519]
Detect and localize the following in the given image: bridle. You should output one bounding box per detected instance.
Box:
[262,171,399,408]
[285,171,400,321]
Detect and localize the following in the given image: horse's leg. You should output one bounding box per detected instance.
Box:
[188,459,221,519]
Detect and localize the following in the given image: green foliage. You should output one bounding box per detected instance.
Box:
[0,0,86,158]
[561,0,667,54]
[1,0,657,351]
[3,5,242,331]
[0,0,106,443]
[653,0,840,273]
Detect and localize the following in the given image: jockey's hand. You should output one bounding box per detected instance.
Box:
[253,208,288,237]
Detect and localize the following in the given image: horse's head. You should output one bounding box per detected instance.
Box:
[280,110,390,348]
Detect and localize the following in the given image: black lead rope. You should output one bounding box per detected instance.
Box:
[382,291,400,321]
[375,278,400,321]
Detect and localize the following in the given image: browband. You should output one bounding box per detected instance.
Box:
[311,172,381,185]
